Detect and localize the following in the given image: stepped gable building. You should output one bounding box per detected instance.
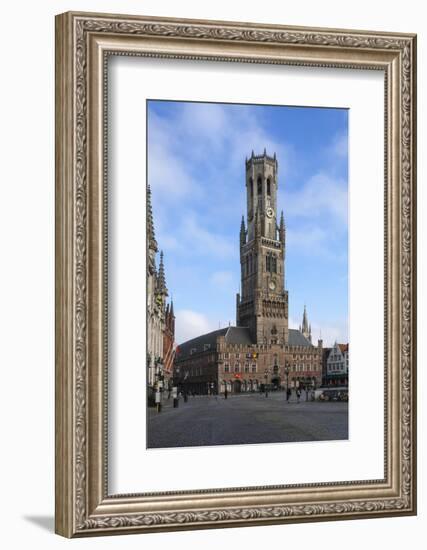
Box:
[147,185,175,393]
[174,151,323,394]
[325,342,349,387]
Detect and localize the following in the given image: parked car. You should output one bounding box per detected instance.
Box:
[318,389,348,402]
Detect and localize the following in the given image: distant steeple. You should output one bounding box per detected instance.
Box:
[301,305,312,343]
[147,184,158,252]
[302,305,308,331]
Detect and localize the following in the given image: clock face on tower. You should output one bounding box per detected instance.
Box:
[269,280,276,291]
[266,207,274,218]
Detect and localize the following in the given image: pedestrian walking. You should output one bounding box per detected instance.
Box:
[224,387,228,400]
[286,387,291,402]
[296,388,301,403]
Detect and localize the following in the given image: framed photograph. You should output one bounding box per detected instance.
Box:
[55,11,417,537]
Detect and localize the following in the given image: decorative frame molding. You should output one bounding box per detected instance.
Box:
[55,11,416,537]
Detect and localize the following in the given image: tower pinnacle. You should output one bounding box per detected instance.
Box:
[147,184,157,252]
[279,210,285,245]
[157,251,168,296]
[301,305,312,343]
[240,215,246,246]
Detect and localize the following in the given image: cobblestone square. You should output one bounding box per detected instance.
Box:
[147,392,348,448]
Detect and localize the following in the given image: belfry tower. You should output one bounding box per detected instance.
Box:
[236,150,289,344]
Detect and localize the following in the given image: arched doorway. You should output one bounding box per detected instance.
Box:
[233,379,242,393]
[271,377,281,390]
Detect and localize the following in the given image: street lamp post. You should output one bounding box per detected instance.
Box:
[264,368,269,398]
[154,356,164,413]
[285,361,290,402]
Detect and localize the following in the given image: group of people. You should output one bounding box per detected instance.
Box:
[286,387,315,403]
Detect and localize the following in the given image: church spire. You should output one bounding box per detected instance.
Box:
[147,184,158,252]
[302,305,308,331]
[301,305,312,343]
[157,251,168,296]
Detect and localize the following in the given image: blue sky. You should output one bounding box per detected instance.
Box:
[147,100,348,347]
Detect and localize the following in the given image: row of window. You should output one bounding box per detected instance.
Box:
[249,176,272,198]
[266,252,277,273]
[223,363,319,374]
[224,363,257,373]
[222,352,317,360]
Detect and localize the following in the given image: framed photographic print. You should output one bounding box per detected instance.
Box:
[55,11,417,537]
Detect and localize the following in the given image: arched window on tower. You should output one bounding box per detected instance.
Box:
[272,254,277,273]
[267,178,271,195]
[246,255,249,276]
[266,253,271,272]
[249,177,253,200]
[257,177,262,195]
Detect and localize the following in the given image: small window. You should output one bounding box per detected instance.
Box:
[234,363,240,373]
[224,363,230,373]
[252,364,257,373]
[204,343,211,351]
[190,348,197,355]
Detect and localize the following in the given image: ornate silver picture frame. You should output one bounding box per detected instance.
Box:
[55,11,417,537]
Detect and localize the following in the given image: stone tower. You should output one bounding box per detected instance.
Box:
[236,150,289,344]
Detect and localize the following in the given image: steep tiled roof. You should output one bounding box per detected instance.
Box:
[175,328,228,360]
[175,326,314,361]
[288,329,312,347]
[225,326,253,345]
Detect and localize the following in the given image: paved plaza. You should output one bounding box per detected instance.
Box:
[147,392,348,448]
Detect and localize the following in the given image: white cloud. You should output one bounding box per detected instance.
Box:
[283,172,348,226]
[287,226,328,253]
[330,131,348,159]
[288,316,301,330]
[174,309,217,344]
[156,213,235,261]
[148,111,199,198]
[210,270,234,288]
[311,321,348,348]
[289,316,348,347]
